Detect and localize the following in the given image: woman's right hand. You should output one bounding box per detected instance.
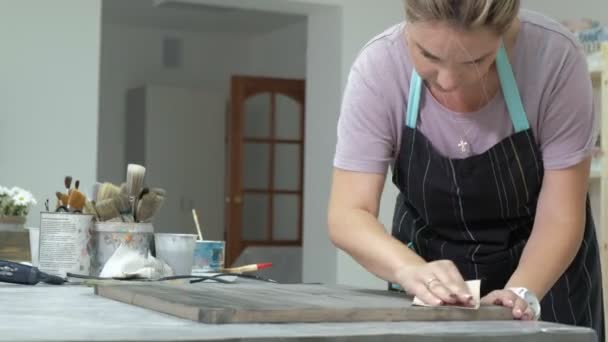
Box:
[394,260,474,306]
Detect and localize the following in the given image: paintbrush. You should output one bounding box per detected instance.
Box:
[59,175,73,209]
[95,198,121,221]
[222,263,273,274]
[151,187,166,196]
[139,187,150,200]
[67,180,86,212]
[90,182,101,202]
[96,182,121,203]
[55,191,69,211]
[115,184,134,222]
[83,200,100,220]
[126,164,146,219]
[64,176,73,195]
[192,209,203,241]
[134,188,150,221]
[136,188,165,223]
[55,191,68,206]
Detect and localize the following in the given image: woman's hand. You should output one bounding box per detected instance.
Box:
[395,260,474,306]
[481,289,535,320]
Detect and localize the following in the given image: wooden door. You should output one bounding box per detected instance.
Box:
[226,76,305,266]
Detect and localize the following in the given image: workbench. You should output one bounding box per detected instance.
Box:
[0,283,597,342]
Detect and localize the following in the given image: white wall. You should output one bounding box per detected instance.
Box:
[302,7,342,285]
[0,0,101,225]
[248,21,308,79]
[98,25,251,184]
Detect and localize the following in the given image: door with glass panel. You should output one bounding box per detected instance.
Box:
[226,76,305,266]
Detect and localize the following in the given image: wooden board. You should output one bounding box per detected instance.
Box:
[95,283,513,324]
[0,231,31,262]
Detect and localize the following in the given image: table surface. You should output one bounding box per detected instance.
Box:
[0,284,597,342]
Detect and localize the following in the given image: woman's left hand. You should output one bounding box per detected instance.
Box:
[481,289,535,320]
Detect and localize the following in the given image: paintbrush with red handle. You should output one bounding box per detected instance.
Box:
[222,263,272,274]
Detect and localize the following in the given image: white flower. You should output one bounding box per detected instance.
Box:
[0,186,9,196]
[11,189,37,207]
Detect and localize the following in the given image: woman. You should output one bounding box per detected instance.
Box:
[328,0,603,338]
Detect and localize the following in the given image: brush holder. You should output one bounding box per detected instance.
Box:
[89,222,154,276]
[38,212,94,277]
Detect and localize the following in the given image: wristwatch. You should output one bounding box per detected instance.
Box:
[508,287,541,320]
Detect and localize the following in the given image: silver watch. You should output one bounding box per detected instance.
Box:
[508,287,541,320]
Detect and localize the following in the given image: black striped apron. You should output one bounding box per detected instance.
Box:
[389,44,604,340]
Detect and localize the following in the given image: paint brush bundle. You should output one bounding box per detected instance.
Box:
[77,164,165,223]
[54,176,87,213]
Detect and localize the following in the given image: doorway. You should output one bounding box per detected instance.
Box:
[226,76,306,267]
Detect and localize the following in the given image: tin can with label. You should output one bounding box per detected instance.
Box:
[192,240,225,273]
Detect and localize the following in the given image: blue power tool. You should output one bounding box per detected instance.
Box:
[0,259,66,285]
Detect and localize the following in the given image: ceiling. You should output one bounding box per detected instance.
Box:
[103,0,307,34]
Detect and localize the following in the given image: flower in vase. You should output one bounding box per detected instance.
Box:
[0,185,37,217]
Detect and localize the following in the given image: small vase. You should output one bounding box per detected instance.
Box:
[0,216,26,231]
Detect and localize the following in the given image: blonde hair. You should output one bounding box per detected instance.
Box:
[404,0,520,34]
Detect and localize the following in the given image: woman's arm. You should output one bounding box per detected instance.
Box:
[505,157,591,299]
[327,168,427,282]
[328,168,473,305]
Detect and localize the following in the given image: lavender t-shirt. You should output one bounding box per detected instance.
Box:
[334,10,598,174]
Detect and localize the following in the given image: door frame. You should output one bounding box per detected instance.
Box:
[226,75,306,266]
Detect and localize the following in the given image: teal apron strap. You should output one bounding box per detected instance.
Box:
[495,42,530,132]
[405,42,529,133]
[405,70,422,129]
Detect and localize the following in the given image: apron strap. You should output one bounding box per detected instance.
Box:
[405,70,423,129]
[495,42,529,132]
[405,42,530,133]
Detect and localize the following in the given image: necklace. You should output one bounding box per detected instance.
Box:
[436,92,477,156]
[457,123,474,155]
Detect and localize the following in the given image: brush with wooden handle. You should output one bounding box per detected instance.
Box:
[126,164,146,221]
[55,192,69,211]
[54,176,73,210]
[96,182,121,203]
[95,198,121,221]
[83,200,100,220]
[222,263,273,274]
[90,182,101,203]
[67,180,86,212]
[136,188,165,223]
[64,176,73,195]
[114,184,134,222]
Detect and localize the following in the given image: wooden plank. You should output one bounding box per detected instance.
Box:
[0,231,31,262]
[95,283,513,324]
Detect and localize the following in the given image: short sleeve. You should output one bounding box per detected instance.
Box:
[333,53,397,174]
[539,44,599,170]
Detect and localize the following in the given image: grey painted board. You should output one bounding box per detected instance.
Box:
[95,283,514,324]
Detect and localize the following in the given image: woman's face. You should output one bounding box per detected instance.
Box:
[406,21,502,93]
